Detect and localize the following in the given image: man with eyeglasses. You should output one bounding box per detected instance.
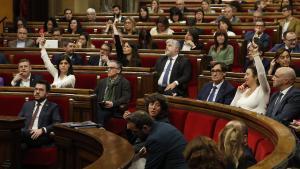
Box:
[197,62,235,105]
[88,43,112,66]
[8,27,35,48]
[51,40,83,65]
[278,5,300,37]
[270,31,300,53]
[94,60,131,125]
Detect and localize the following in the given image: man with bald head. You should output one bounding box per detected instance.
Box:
[266,67,300,125]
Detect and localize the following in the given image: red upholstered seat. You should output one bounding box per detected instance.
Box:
[212,118,229,142]
[183,112,217,141]
[91,39,113,48]
[106,117,127,135]
[140,54,159,67]
[0,95,30,116]
[168,108,189,133]
[0,72,14,86]
[22,146,58,166]
[74,73,98,89]
[153,40,166,49]
[8,53,44,65]
[255,138,274,162]
[248,128,265,155]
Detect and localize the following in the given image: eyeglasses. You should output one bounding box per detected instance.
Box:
[286,38,297,42]
[211,69,223,73]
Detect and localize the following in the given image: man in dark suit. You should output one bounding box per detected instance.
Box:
[270,31,300,53]
[266,67,300,125]
[155,39,192,97]
[8,27,35,48]
[94,60,131,125]
[126,111,188,169]
[197,62,235,105]
[19,80,62,147]
[11,59,43,87]
[244,20,270,52]
[88,43,112,66]
[52,40,83,65]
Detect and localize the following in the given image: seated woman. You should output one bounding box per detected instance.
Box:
[168,7,186,24]
[43,17,58,35]
[138,6,150,23]
[148,0,164,14]
[231,42,270,115]
[208,31,234,68]
[150,16,174,36]
[268,48,300,76]
[121,17,138,35]
[187,8,206,26]
[75,32,95,48]
[67,19,83,34]
[112,20,141,67]
[180,28,203,51]
[14,17,27,33]
[218,121,256,169]
[202,0,216,14]
[184,136,226,169]
[40,38,75,88]
[138,29,158,49]
[216,18,236,36]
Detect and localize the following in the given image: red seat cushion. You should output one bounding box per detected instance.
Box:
[22,146,58,165]
[183,112,217,141]
[74,73,98,89]
[255,139,274,162]
[48,96,70,122]
[106,117,127,135]
[0,95,30,116]
[212,118,229,142]
[248,128,265,155]
[168,108,188,133]
[0,72,14,86]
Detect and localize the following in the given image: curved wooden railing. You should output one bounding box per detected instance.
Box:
[136,96,296,169]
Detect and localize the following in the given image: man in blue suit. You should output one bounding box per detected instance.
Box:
[19,80,62,147]
[126,111,188,169]
[197,62,236,105]
[244,20,270,52]
[270,31,300,53]
[266,67,300,125]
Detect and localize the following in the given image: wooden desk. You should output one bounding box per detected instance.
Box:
[0,116,24,169]
[53,125,134,169]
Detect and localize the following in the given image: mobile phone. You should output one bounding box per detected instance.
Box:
[253,37,260,46]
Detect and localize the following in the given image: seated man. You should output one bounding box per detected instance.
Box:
[197,62,235,105]
[94,60,131,125]
[270,31,300,53]
[155,39,192,97]
[19,80,62,147]
[62,8,73,22]
[86,8,97,22]
[8,27,35,48]
[112,5,125,23]
[266,67,300,125]
[11,59,43,87]
[216,5,240,24]
[278,5,300,37]
[52,40,83,65]
[244,20,270,52]
[88,42,112,66]
[126,110,188,169]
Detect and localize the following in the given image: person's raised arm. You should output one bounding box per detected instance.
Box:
[40,36,58,77]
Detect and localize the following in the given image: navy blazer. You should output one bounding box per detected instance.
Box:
[14,74,43,87]
[270,43,300,53]
[244,31,270,51]
[197,80,236,105]
[87,55,108,66]
[52,53,84,65]
[266,87,300,125]
[19,100,62,133]
[145,122,188,169]
[155,55,192,97]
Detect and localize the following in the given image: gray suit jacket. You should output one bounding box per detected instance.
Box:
[8,39,35,48]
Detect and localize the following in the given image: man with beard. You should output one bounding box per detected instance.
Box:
[270,31,300,53]
[19,80,62,147]
[126,111,188,169]
[94,60,131,125]
[155,39,191,97]
[52,40,83,65]
[112,5,125,23]
[88,43,112,66]
[11,59,43,87]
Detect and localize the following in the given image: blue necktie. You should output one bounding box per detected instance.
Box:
[162,58,173,87]
[207,86,217,102]
[271,92,283,117]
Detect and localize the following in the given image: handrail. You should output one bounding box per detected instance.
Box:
[0,17,7,24]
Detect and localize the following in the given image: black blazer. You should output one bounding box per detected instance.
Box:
[155,55,192,97]
[52,53,84,65]
[14,74,43,87]
[266,87,300,125]
[94,75,131,108]
[197,80,236,105]
[87,55,108,66]
[19,100,62,133]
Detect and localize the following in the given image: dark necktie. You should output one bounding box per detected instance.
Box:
[28,102,41,129]
[207,86,217,102]
[271,92,283,117]
[162,58,173,87]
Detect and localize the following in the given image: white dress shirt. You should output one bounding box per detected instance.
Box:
[32,99,47,130]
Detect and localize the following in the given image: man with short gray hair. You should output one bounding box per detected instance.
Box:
[266,67,300,125]
[155,39,192,97]
[87,8,97,22]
